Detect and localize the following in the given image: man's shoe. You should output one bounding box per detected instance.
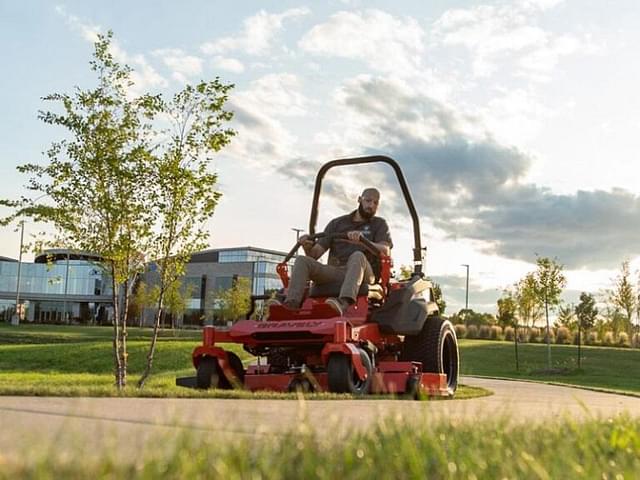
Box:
[325,297,349,316]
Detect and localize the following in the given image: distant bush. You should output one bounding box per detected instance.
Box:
[603,331,614,346]
[516,328,528,343]
[586,331,599,346]
[454,324,467,338]
[556,327,572,345]
[632,333,640,348]
[490,325,502,340]
[617,332,630,348]
[504,326,515,341]
[479,325,491,339]
[528,327,541,343]
[466,325,478,339]
[543,328,555,344]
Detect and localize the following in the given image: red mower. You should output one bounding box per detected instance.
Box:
[177,156,459,397]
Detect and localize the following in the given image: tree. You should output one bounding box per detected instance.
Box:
[557,304,576,332]
[574,292,598,367]
[496,290,517,329]
[1,32,161,388]
[137,78,234,388]
[208,277,252,324]
[513,273,542,331]
[534,256,567,369]
[608,260,636,336]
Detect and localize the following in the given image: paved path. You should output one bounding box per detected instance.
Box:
[1,377,639,461]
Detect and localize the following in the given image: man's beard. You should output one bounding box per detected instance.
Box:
[358,203,373,220]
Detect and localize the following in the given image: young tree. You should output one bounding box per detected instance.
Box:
[534,256,567,369]
[574,292,598,367]
[497,289,519,371]
[137,79,235,388]
[514,273,542,331]
[208,277,252,324]
[608,260,636,336]
[557,304,576,331]
[1,32,161,388]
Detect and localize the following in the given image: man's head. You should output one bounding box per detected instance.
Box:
[357,188,380,220]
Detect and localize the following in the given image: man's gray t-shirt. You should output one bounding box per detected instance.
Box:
[317,210,393,267]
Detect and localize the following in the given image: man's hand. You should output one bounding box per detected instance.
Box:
[298,234,315,255]
[346,230,363,243]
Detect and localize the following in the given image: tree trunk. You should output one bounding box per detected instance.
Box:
[545,297,551,370]
[138,288,166,388]
[577,322,582,368]
[110,267,123,389]
[514,321,520,372]
[119,278,130,387]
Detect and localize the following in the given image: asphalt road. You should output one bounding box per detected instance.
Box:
[1,377,639,461]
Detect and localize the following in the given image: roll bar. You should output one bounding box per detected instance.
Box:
[308,155,425,275]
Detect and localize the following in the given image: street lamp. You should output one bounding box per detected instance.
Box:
[10,221,25,326]
[291,227,304,242]
[461,264,469,313]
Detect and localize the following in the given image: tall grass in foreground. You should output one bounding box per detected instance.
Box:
[2,414,639,478]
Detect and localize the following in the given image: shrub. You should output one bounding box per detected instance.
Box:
[586,331,599,346]
[542,328,555,344]
[479,325,491,339]
[466,324,478,339]
[528,327,541,343]
[603,331,614,346]
[632,333,640,348]
[489,325,502,340]
[617,332,630,347]
[516,328,528,343]
[556,327,572,345]
[504,326,515,341]
[454,324,467,338]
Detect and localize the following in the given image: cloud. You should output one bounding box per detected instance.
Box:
[56,7,168,94]
[431,1,595,80]
[223,73,312,168]
[212,56,245,74]
[282,75,640,270]
[201,8,310,56]
[152,48,203,83]
[299,9,425,77]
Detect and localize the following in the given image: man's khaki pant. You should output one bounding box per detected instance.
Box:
[286,251,374,305]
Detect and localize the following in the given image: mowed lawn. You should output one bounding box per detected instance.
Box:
[0,324,488,399]
[460,338,640,394]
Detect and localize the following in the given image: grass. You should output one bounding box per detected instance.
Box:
[460,338,640,395]
[0,323,484,399]
[2,412,640,478]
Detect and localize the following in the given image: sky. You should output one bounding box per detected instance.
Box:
[2,0,640,314]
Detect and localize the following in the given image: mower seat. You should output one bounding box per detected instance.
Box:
[308,281,385,301]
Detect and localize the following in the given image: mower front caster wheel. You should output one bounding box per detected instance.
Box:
[327,349,372,395]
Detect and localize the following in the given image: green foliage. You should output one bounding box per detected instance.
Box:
[575,292,598,331]
[607,260,636,333]
[496,289,517,328]
[514,273,543,328]
[207,277,252,323]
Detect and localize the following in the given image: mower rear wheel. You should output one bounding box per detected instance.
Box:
[196,357,220,389]
[400,317,459,395]
[327,349,372,395]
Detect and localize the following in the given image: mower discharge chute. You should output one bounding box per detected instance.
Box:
[177,156,459,397]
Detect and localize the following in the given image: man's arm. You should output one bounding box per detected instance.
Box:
[345,231,390,256]
[299,235,327,259]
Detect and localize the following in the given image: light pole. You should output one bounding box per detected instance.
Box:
[291,227,304,242]
[11,221,25,326]
[461,264,469,313]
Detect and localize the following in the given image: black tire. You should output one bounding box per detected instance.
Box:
[400,317,459,395]
[327,348,372,395]
[288,378,314,393]
[219,352,245,389]
[196,357,220,389]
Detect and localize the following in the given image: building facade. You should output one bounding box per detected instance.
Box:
[0,250,113,324]
[0,246,288,326]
